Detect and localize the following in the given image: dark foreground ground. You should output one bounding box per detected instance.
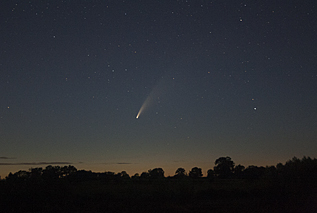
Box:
[1,178,317,213]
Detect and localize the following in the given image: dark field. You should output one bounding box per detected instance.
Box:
[1,178,317,213]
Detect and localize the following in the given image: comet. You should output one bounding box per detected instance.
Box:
[135,92,153,119]
[135,76,172,119]
[136,111,141,119]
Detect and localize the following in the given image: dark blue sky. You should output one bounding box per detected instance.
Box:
[1,0,316,177]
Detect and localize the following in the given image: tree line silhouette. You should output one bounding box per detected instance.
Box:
[4,156,317,183]
[1,156,317,212]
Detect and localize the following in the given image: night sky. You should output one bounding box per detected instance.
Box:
[1,0,316,178]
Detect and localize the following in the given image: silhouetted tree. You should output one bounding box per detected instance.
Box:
[214,156,235,179]
[131,173,140,180]
[42,165,62,181]
[207,169,215,180]
[140,172,150,180]
[6,172,13,180]
[234,164,245,179]
[6,170,30,183]
[148,168,165,179]
[175,168,186,178]
[30,167,43,177]
[61,165,77,177]
[100,171,115,182]
[120,171,130,179]
[277,156,317,185]
[263,166,278,184]
[189,167,202,178]
[243,166,266,180]
[16,170,30,179]
[72,170,96,181]
[29,167,43,184]
[115,171,130,181]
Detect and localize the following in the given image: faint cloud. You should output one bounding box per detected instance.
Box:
[103,162,134,165]
[0,162,72,166]
[0,157,16,159]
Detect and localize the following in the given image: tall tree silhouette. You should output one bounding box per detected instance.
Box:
[214,156,235,179]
